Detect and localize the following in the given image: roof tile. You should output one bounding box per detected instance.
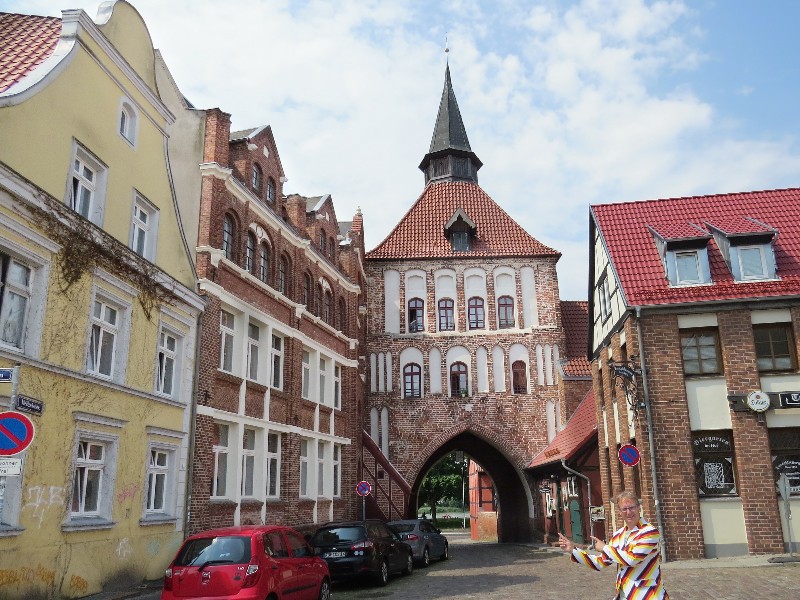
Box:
[528,389,596,468]
[560,300,590,377]
[0,13,61,93]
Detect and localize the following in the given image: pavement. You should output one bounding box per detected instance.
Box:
[84,534,800,600]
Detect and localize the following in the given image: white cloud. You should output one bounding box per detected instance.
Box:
[6,0,800,300]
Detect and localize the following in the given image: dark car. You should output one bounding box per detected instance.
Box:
[388,519,449,566]
[162,524,331,600]
[310,519,414,586]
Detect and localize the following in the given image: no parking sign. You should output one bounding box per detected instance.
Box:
[0,411,35,456]
[618,444,640,467]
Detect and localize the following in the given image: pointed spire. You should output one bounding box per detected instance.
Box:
[419,64,482,185]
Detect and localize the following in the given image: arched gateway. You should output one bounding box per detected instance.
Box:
[361,65,591,542]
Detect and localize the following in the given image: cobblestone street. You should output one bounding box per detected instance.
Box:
[329,541,800,599]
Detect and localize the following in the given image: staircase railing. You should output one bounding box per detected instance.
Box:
[359,430,411,521]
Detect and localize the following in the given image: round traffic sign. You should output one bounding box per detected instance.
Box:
[618,443,640,467]
[356,480,371,497]
[0,411,35,456]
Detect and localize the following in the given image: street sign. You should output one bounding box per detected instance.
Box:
[15,394,43,415]
[0,411,35,456]
[356,481,371,497]
[0,368,12,383]
[0,457,22,476]
[618,444,641,467]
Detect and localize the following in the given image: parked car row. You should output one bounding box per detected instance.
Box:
[160,518,449,598]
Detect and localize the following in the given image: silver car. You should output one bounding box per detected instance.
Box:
[388,519,449,567]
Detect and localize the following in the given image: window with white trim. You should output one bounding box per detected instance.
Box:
[70,437,116,521]
[145,448,171,514]
[130,194,158,261]
[319,357,327,404]
[119,100,138,145]
[219,310,234,373]
[247,322,261,382]
[599,276,612,322]
[271,334,283,390]
[738,246,768,280]
[241,428,256,497]
[675,250,702,284]
[299,439,309,497]
[334,365,341,409]
[87,298,119,379]
[317,441,326,497]
[301,350,311,399]
[69,144,107,225]
[0,251,32,350]
[333,445,341,497]
[156,328,178,397]
[246,232,256,274]
[266,432,280,498]
[212,423,230,498]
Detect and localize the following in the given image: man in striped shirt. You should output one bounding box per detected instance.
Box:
[558,491,669,600]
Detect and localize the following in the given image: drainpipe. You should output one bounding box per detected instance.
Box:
[561,459,593,541]
[635,307,666,561]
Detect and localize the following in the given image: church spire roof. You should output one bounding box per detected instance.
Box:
[419,64,482,185]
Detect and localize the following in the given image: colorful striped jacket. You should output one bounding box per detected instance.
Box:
[569,518,669,600]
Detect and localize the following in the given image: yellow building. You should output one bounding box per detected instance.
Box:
[0,2,203,597]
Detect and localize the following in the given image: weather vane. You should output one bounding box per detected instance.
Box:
[445,33,449,62]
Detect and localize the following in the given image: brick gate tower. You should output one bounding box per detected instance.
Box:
[363,65,586,542]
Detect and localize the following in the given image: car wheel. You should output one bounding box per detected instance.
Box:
[440,542,449,560]
[421,547,430,567]
[374,558,389,586]
[318,577,331,600]
[402,552,414,575]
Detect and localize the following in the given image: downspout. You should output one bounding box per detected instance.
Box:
[182,308,204,537]
[561,459,593,541]
[635,307,666,561]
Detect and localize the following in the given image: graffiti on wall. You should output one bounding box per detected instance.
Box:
[0,564,56,588]
[116,483,139,505]
[116,537,132,559]
[23,486,65,528]
[68,574,88,595]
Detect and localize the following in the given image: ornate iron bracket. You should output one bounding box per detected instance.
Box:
[608,356,644,419]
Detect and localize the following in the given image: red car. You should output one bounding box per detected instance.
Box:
[162,525,330,600]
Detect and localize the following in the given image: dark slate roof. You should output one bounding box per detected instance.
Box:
[366,181,559,259]
[592,188,800,306]
[560,301,591,377]
[230,127,258,141]
[429,64,472,155]
[0,12,61,93]
[528,390,597,469]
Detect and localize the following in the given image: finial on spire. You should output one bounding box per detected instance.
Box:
[444,33,449,63]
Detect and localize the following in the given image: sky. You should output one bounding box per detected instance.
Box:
[6,0,800,300]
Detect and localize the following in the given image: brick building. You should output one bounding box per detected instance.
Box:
[186,109,367,532]
[589,189,800,559]
[362,65,591,542]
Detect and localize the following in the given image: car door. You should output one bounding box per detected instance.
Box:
[374,522,404,573]
[264,530,306,599]
[284,529,319,599]
[419,521,437,555]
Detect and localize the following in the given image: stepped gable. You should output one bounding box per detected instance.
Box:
[0,13,61,93]
[593,188,800,306]
[367,180,559,259]
[560,300,590,377]
[528,389,596,468]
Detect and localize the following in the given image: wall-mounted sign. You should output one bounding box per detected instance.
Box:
[590,506,605,521]
[0,369,13,383]
[779,392,800,408]
[746,391,771,413]
[14,394,43,415]
[0,457,22,476]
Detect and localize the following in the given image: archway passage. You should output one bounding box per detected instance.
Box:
[409,431,531,543]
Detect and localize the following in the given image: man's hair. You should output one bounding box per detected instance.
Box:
[614,490,640,506]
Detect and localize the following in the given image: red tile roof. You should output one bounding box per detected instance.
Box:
[648,221,709,240]
[528,389,596,468]
[592,188,800,306]
[367,181,559,259]
[0,13,62,94]
[560,300,590,377]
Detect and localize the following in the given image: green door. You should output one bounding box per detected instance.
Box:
[569,498,584,543]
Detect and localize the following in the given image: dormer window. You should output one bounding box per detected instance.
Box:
[444,208,476,253]
[452,231,469,252]
[705,218,778,282]
[648,224,713,287]
[675,251,702,284]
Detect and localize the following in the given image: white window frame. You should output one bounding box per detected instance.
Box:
[155,326,180,398]
[129,193,159,261]
[118,98,138,146]
[737,245,769,280]
[219,310,235,373]
[66,430,118,528]
[69,142,107,226]
[301,350,311,399]
[317,441,326,497]
[333,444,341,498]
[319,357,327,404]
[0,252,33,351]
[86,292,129,382]
[212,422,231,499]
[599,276,612,322]
[271,334,283,390]
[247,322,261,382]
[333,365,341,410]
[241,428,257,498]
[299,439,309,498]
[675,250,702,284]
[266,432,280,499]
[143,443,178,520]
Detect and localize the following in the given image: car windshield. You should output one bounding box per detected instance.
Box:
[174,536,252,566]
[311,526,364,545]
[390,523,415,533]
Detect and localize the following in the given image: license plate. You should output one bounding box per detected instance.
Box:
[325,551,347,558]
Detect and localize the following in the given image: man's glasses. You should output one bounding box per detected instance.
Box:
[619,506,639,512]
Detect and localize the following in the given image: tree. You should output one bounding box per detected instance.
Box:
[419,452,466,521]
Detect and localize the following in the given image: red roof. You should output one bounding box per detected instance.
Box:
[560,300,590,377]
[0,13,62,94]
[593,188,800,306]
[367,181,559,259]
[528,390,596,468]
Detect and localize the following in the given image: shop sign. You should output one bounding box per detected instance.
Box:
[779,392,800,408]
